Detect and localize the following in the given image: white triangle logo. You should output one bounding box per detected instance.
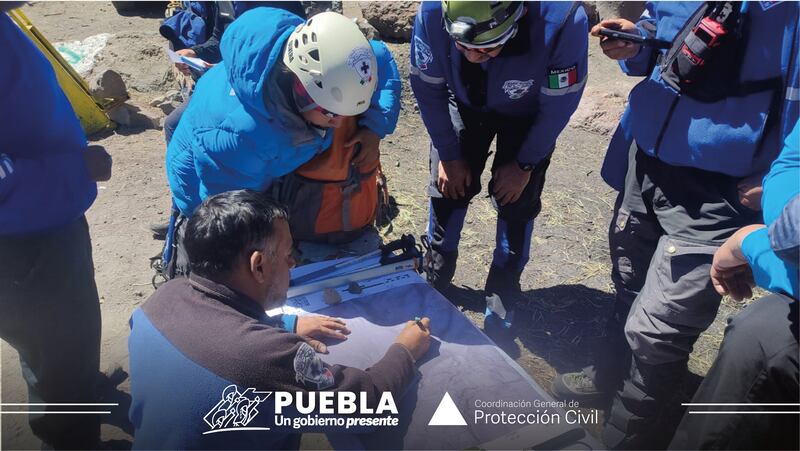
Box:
[427,392,467,426]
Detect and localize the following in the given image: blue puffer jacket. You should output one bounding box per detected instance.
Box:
[742,121,799,298]
[601,1,800,190]
[0,13,96,235]
[166,7,401,216]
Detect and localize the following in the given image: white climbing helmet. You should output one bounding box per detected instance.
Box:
[283,12,377,117]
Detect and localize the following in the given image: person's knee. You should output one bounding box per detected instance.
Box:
[723,294,793,357]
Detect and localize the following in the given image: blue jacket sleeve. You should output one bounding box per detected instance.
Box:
[769,196,800,265]
[279,313,298,332]
[741,122,800,299]
[762,121,800,224]
[409,7,461,161]
[517,7,588,165]
[742,223,798,299]
[618,3,658,76]
[358,40,402,139]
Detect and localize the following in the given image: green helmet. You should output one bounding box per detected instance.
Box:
[442,1,524,46]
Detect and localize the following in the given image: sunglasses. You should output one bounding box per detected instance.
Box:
[292,77,339,119]
[455,40,505,54]
[452,21,518,55]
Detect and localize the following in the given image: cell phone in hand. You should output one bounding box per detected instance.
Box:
[598,27,671,49]
[598,27,646,44]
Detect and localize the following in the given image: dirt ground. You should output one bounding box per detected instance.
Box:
[1,2,747,449]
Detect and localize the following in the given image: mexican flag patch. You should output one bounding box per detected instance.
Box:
[547,65,578,89]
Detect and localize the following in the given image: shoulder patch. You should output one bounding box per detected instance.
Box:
[547,65,578,89]
[293,342,335,390]
[502,79,535,100]
[414,36,433,71]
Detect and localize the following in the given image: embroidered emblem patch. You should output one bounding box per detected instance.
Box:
[414,36,434,70]
[346,47,373,86]
[502,79,535,100]
[547,65,578,89]
[293,342,335,389]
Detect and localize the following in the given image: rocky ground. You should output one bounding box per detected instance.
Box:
[1,2,746,449]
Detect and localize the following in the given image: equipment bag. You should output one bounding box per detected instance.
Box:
[660,1,780,102]
[272,116,384,244]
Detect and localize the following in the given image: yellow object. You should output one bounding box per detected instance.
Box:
[7,9,114,136]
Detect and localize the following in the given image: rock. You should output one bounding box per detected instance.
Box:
[354,17,380,40]
[155,100,180,116]
[149,89,183,116]
[106,103,130,125]
[107,103,161,130]
[360,1,417,41]
[148,89,182,107]
[323,288,342,305]
[89,69,127,100]
[304,1,343,17]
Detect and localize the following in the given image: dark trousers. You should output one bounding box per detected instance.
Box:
[163,95,189,145]
[592,146,759,449]
[426,101,551,313]
[669,293,799,450]
[0,217,101,449]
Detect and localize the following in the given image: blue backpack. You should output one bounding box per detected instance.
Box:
[159,1,214,50]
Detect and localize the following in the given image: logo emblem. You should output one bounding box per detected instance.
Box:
[428,392,467,426]
[502,79,535,100]
[414,36,434,71]
[203,385,272,434]
[294,343,335,389]
[347,47,373,85]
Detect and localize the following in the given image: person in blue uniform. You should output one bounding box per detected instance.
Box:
[410,0,588,343]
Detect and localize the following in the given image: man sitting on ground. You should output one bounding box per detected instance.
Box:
[128,190,431,449]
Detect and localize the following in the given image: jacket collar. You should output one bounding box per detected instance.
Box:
[188,274,272,323]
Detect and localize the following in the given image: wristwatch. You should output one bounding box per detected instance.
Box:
[517,161,534,172]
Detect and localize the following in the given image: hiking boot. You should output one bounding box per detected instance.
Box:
[423,248,458,294]
[551,370,608,405]
[483,303,520,359]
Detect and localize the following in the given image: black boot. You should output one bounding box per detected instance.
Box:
[424,248,458,293]
[483,266,522,358]
[603,358,690,449]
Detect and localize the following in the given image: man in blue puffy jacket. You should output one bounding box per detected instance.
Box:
[159,1,307,144]
[152,1,307,240]
[551,1,799,448]
[410,0,588,346]
[165,8,401,277]
[0,6,112,448]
